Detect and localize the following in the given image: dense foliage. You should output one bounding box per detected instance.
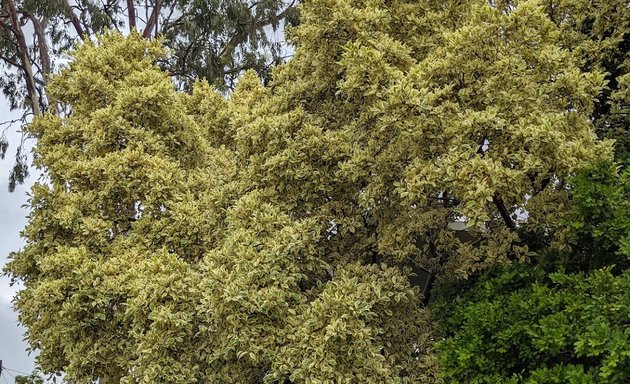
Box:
[0,0,296,190]
[4,0,630,383]
[564,164,630,271]
[436,265,630,383]
[435,162,630,383]
[434,1,630,378]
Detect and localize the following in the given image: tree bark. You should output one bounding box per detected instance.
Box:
[5,0,41,117]
[64,0,86,37]
[127,0,137,30]
[142,0,163,38]
[28,14,51,84]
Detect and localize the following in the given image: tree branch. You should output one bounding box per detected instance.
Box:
[161,2,177,29]
[492,193,515,230]
[126,0,136,30]
[27,14,51,85]
[142,0,163,38]
[64,0,86,37]
[100,0,120,31]
[159,7,189,34]
[5,0,41,117]
[218,1,297,67]
[0,53,22,69]
[0,16,17,34]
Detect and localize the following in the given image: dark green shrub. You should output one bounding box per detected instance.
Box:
[435,265,630,383]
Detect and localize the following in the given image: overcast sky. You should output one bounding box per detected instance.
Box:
[1,103,37,379]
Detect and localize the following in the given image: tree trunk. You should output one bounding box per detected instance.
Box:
[5,0,41,117]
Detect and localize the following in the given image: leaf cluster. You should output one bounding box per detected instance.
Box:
[435,264,630,384]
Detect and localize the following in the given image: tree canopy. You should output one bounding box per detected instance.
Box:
[5,0,629,383]
[0,0,296,190]
[435,163,630,383]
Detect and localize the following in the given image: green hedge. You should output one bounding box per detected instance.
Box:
[435,265,630,383]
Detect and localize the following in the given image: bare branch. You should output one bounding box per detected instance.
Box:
[0,113,31,130]
[160,1,177,31]
[101,0,121,31]
[63,0,86,37]
[126,0,137,30]
[5,0,41,117]
[160,10,189,35]
[142,0,163,38]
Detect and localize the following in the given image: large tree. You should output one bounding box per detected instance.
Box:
[0,0,297,190]
[5,0,616,382]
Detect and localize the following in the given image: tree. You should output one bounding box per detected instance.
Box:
[434,160,630,383]
[434,165,630,383]
[435,265,630,383]
[5,0,615,382]
[0,0,297,191]
[525,0,630,161]
[465,2,630,161]
[5,31,436,383]
[264,0,610,277]
[561,163,630,272]
[14,374,44,384]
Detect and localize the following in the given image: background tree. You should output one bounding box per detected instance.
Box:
[0,0,297,191]
[434,163,630,383]
[508,0,630,161]
[435,264,630,383]
[12,368,45,384]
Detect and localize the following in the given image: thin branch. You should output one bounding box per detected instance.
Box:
[248,1,262,11]
[0,16,17,34]
[78,7,92,37]
[160,10,187,34]
[102,0,121,30]
[5,0,41,117]
[218,0,297,66]
[0,114,32,130]
[64,0,86,37]
[33,75,45,87]
[159,1,178,32]
[0,53,22,69]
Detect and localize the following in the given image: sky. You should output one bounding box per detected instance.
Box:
[0,104,37,378]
